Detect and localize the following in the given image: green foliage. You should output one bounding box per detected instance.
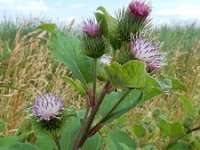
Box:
[104,60,160,89]
[165,142,192,150]
[142,145,158,150]
[141,77,188,103]
[106,130,137,150]
[0,120,6,132]
[37,23,57,33]
[82,133,101,150]
[178,95,194,118]
[8,143,41,150]
[94,6,121,50]
[0,136,19,148]
[159,77,188,92]
[60,117,80,150]
[98,90,143,124]
[159,119,185,138]
[49,31,93,87]
[35,134,56,150]
[141,88,164,103]
[133,123,147,137]
[62,76,86,95]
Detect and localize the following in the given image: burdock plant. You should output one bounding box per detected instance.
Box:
[36,0,190,150]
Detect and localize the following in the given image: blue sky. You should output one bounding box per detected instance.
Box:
[0,0,199,26]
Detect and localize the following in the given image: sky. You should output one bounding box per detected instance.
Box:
[0,0,200,26]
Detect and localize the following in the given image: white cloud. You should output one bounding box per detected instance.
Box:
[0,0,51,14]
[157,3,200,20]
[70,3,85,9]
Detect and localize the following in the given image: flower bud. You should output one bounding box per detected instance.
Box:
[128,1,151,18]
[83,19,101,37]
[81,19,106,58]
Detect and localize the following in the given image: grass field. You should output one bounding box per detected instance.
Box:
[0,19,200,149]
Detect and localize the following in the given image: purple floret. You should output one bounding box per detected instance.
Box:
[33,93,64,121]
[129,1,151,18]
[83,20,100,37]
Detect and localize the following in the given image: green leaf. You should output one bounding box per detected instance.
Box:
[95,6,121,50]
[60,117,81,150]
[95,6,117,37]
[35,134,56,150]
[9,143,41,150]
[165,142,192,150]
[133,123,146,137]
[159,77,187,92]
[82,133,101,150]
[119,143,132,150]
[178,95,194,118]
[37,23,57,33]
[94,12,108,36]
[142,145,158,150]
[62,76,86,95]
[104,61,160,89]
[98,90,143,124]
[169,77,188,92]
[0,119,6,132]
[159,119,185,138]
[106,130,136,150]
[49,32,93,87]
[141,88,164,103]
[0,136,19,148]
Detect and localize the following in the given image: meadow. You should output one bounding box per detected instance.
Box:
[0,18,200,150]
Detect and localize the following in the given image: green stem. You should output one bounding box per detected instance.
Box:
[89,89,131,132]
[72,102,90,150]
[73,81,111,150]
[54,134,61,150]
[93,58,97,101]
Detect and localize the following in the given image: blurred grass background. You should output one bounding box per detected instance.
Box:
[0,18,200,149]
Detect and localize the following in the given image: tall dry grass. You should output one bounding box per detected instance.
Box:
[0,20,83,135]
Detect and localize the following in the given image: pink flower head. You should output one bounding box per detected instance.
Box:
[131,34,165,73]
[83,19,100,37]
[33,93,64,121]
[129,1,151,18]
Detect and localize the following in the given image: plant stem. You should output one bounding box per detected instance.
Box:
[93,58,97,101]
[72,81,111,150]
[88,89,131,135]
[186,125,200,134]
[54,134,61,150]
[72,102,90,150]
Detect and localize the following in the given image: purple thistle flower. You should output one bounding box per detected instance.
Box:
[129,1,151,18]
[131,35,165,73]
[83,19,100,37]
[33,93,64,121]
[147,59,163,73]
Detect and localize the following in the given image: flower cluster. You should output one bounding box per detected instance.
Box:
[131,35,165,73]
[129,1,151,18]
